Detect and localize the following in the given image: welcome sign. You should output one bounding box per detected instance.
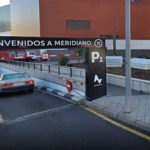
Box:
[0,37,103,49]
[0,36,106,100]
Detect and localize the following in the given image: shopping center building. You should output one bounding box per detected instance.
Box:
[0,5,11,36]
[1,0,150,55]
[10,0,150,39]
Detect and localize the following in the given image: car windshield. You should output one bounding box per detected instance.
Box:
[2,73,30,81]
[29,52,35,55]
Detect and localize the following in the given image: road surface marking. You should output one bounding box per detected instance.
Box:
[83,106,150,142]
[0,104,75,127]
[36,89,75,103]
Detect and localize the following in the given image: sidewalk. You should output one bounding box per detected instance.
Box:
[85,88,150,132]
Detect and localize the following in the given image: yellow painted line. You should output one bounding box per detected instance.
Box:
[83,106,150,142]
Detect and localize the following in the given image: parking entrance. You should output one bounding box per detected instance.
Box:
[0,37,106,100]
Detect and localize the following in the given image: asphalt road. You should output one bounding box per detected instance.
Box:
[0,67,150,149]
[0,90,71,120]
[0,90,150,150]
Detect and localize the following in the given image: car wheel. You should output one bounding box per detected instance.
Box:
[28,89,34,93]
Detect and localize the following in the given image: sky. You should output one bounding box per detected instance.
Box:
[0,0,10,7]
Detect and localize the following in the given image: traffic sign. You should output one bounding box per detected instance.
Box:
[85,39,106,100]
[41,52,50,60]
[66,80,72,92]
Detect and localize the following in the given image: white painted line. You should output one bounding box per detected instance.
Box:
[46,88,54,93]
[72,96,81,102]
[3,104,75,126]
[35,89,75,103]
[57,92,66,97]
[36,86,42,90]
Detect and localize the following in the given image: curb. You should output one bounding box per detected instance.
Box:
[0,114,4,124]
[35,86,83,102]
[85,101,150,133]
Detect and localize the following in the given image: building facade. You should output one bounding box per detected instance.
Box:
[10,0,150,40]
[0,5,11,36]
[11,0,40,37]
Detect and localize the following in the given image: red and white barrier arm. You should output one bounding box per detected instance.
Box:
[50,53,78,57]
[58,76,83,85]
[1,53,78,60]
[1,56,34,60]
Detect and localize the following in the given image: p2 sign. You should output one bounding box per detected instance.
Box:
[91,52,103,63]
[85,39,106,100]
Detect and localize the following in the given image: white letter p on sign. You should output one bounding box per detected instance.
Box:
[92,52,100,63]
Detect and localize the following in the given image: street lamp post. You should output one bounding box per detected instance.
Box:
[125,0,132,113]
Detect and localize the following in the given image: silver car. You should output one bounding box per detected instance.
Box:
[0,73,34,94]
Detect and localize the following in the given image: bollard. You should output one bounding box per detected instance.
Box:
[34,63,35,70]
[58,66,60,75]
[28,63,30,69]
[48,65,51,73]
[40,64,42,71]
[70,67,72,77]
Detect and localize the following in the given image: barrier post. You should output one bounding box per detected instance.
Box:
[40,64,42,71]
[70,67,72,77]
[48,65,51,73]
[58,66,60,75]
[34,63,35,70]
[28,63,30,69]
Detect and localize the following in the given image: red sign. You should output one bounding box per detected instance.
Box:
[66,80,72,92]
[41,52,50,60]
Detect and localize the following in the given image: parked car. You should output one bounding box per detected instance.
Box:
[0,50,37,61]
[0,73,34,94]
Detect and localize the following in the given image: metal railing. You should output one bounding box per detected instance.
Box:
[2,60,85,78]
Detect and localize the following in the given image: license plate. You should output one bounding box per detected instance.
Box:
[14,83,25,86]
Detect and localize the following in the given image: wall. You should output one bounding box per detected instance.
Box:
[0,66,84,97]
[0,31,11,36]
[0,62,85,96]
[9,0,150,39]
[39,0,150,39]
[39,0,125,38]
[107,73,150,94]
[11,0,40,36]
[106,40,150,50]
[106,50,150,59]
[106,40,150,58]
[0,5,10,32]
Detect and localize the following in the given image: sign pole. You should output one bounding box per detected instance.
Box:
[125,0,132,113]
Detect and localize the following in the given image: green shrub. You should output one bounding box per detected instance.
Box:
[112,70,121,75]
[58,56,69,66]
[77,99,84,105]
[74,48,85,63]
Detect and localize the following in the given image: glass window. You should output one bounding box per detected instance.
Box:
[2,73,30,80]
[29,52,35,55]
